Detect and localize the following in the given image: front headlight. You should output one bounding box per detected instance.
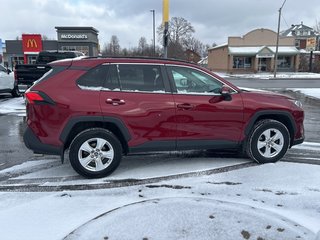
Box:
[291,100,303,108]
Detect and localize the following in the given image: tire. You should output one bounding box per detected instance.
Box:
[69,128,122,178]
[246,119,290,163]
[11,86,21,98]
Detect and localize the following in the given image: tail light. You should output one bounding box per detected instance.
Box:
[25,91,55,105]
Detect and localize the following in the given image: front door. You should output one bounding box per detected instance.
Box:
[166,65,244,149]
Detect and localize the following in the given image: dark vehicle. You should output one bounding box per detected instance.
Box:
[14,50,84,93]
[24,57,304,178]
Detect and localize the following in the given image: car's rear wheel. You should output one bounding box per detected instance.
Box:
[246,119,290,163]
[69,128,122,178]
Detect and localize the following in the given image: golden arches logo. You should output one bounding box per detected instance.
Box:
[27,39,37,48]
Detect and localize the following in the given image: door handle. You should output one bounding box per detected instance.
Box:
[177,103,194,110]
[106,98,125,106]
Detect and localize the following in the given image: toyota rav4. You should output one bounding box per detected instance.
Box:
[23,57,304,178]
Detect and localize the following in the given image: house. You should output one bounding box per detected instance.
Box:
[207,28,300,73]
[185,49,201,64]
[281,22,319,50]
[281,22,320,72]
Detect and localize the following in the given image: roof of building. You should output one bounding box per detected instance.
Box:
[55,26,99,33]
[281,22,318,37]
[208,43,228,51]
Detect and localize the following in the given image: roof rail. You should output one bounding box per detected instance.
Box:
[83,55,198,65]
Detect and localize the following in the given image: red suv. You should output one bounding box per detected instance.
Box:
[24,57,304,178]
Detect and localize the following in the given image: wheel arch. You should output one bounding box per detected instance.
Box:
[245,110,296,147]
[60,116,131,153]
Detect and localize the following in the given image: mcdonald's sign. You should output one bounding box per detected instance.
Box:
[22,34,42,53]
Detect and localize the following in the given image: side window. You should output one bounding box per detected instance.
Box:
[77,65,108,89]
[104,64,121,90]
[167,66,223,94]
[118,64,165,92]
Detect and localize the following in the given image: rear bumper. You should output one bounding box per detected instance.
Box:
[24,127,62,156]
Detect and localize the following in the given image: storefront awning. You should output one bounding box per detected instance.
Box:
[228,46,299,57]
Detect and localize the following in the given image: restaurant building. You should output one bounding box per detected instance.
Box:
[4,26,99,69]
[208,28,300,73]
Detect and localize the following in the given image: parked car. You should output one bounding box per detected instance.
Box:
[14,50,84,93]
[23,57,304,178]
[0,64,20,97]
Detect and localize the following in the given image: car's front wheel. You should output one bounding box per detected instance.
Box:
[69,128,122,178]
[246,119,290,163]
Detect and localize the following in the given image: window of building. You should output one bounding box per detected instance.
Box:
[11,56,24,68]
[277,56,291,69]
[233,57,252,69]
[61,46,89,55]
[27,55,37,64]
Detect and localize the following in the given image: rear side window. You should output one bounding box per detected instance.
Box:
[104,65,121,90]
[77,65,108,89]
[116,64,165,92]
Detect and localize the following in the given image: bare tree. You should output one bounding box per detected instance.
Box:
[106,35,121,56]
[138,37,148,54]
[184,37,209,57]
[157,17,195,46]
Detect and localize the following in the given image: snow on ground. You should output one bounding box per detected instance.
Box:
[214,72,320,79]
[0,162,320,239]
[0,97,26,116]
[291,88,320,99]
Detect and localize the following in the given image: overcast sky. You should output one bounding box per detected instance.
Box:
[1,0,320,49]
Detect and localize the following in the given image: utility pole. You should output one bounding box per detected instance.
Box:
[163,0,169,58]
[273,0,286,78]
[150,10,156,56]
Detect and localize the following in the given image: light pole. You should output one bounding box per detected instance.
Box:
[150,10,156,56]
[273,0,286,78]
[163,0,169,58]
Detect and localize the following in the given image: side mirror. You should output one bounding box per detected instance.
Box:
[220,85,232,101]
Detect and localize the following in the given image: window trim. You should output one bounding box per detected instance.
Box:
[106,63,172,94]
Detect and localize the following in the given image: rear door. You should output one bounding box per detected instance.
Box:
[166,65,244,150]
[99,63,177,152]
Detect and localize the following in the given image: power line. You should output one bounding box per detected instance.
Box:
[281,13,290,29]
